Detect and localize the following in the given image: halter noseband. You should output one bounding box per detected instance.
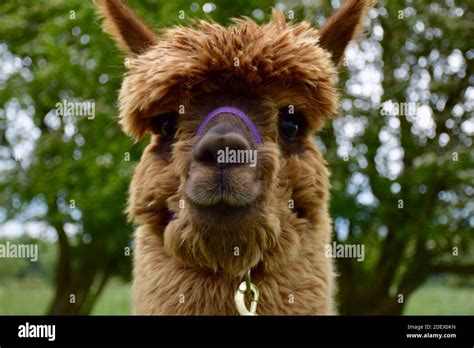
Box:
[195,106,263,144]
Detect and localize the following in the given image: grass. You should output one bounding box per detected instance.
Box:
[0,278,472,315]
[0,280,51,315]
[0,278,131,315]
[404,282,474,315]
[92,280,132,315]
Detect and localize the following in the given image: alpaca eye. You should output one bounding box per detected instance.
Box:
[279,117,299,140]
[150,113,177,138]
[278,109,305,141]
[160,119,176,137]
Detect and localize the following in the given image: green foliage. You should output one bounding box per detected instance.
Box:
[0,238,56,282]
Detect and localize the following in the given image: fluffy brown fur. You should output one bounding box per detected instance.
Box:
[95,0,373,315]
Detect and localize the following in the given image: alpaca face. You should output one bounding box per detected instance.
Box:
[122,21,339,275]
[128,84,318,275]
[95,0,373,276]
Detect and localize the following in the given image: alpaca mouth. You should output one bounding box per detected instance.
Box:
[187,190,256,208]
[189,199,256,224]
[185,167,261,223]
[186,168,260,204]
[186,167,260,206]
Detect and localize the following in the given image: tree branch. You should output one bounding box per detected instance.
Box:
[48,220,72,315]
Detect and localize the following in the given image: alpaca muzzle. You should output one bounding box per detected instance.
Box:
[186,107,262,210]
[192,106,261,170]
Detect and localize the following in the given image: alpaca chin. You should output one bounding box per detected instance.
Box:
[163,196,281,276]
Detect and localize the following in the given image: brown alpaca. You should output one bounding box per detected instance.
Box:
[95,0,373,315]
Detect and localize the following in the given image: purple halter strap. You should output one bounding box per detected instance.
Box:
[195,106,263,144]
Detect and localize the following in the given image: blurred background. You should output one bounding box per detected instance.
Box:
[0,0,472,315]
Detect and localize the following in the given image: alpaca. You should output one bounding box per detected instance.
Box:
[95,0,373,315]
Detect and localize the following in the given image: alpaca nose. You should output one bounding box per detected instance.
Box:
[193,125,252,168]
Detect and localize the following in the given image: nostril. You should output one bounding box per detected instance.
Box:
[194,140,217,165]
[193,132,252,167]
[193,133,220,165]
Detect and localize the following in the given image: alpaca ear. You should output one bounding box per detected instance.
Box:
[94,0,157,55]
[318,0,375,65]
